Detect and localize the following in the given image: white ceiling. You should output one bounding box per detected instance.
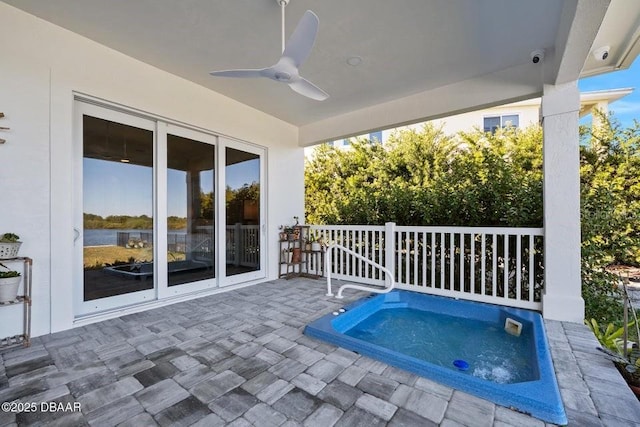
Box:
[3,0,639,136]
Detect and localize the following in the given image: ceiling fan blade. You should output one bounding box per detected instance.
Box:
[209,69,265,78]
[288,77,329,101]
[282,10,319,68]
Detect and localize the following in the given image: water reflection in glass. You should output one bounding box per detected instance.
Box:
[226,147,260,276]
[82,116,154,301]
[167,135,215,286]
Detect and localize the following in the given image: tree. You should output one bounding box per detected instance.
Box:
[226,182,260,224]
[580,111,640,267]
[579,112,640,324]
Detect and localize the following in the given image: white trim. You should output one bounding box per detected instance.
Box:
[394,284,542,311]
[395,225,543,235]
[156,121,169,299]
[73,92,265,152]
[482,113,521,131]
[217,140,228,286]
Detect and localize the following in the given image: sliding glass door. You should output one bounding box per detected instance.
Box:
[221,140,265,286]
[162,126,217,296]
[75,104,157,314]
[74,101,265,316]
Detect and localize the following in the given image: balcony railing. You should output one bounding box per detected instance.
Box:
[226,224,260,267]
[309,223,544,310]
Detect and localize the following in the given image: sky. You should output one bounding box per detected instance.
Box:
[84,158,258,218]
[579,56,640,128]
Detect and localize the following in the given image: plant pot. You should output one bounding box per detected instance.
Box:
[0,276,21,303]
[311,242,322,251]
[292,248,302,263]
[282,249,292,264]
[0,242,21,259]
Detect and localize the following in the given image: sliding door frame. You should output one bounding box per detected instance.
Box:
[158,123,219,298]
[73,97,267,318]
[73,102,158,316]
[218,137,267,287]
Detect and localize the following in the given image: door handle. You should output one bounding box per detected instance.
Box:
[74,228,80,243]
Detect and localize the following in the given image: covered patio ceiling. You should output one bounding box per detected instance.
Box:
[4,0,640,145]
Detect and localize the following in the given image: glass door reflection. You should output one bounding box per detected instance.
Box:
[225,147,261,277]
[82,115,154,301]
[167,135,215,286]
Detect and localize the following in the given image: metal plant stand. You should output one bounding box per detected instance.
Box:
[0,257,32,350]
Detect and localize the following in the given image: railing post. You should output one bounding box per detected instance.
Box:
[385,222,396,283]
[234,223,242,267]
[326,244,333,296]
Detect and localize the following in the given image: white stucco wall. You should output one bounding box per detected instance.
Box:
[0,3,302,336]
[433,103,541,135]
[380,101,541,140]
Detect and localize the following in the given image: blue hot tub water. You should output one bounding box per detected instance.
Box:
[304,291,567,425]
[345,307,537,384]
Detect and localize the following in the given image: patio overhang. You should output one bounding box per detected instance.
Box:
[4,0,637,145]
[299,0,613,146]
[298,63,544,147]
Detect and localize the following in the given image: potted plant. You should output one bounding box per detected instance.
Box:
[279,217,301,241]
[278,226,295,241]
[282,248,293,264]
[309,235,322,252]
[0,233,21,259]
[0,262,21,303]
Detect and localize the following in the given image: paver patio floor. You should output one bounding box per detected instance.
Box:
[1,278,638,426]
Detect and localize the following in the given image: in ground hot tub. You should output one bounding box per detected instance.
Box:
[304,290,566,424]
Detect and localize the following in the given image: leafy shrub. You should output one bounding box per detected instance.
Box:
[305,124,543,227]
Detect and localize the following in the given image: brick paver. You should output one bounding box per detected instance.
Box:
[0,278,637,426]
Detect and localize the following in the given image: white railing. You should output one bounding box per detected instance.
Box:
[310,223,544,310]
[325,243,395,298]
[226,224,260,267]
[309,224,388,286]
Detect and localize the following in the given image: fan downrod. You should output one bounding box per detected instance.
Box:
[277,0,290,53]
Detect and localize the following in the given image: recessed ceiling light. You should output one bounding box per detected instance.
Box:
[346,56,363,66]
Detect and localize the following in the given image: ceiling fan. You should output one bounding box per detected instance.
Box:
[209,0,328,101]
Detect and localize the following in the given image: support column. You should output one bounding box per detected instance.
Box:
[541,82,584,322]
